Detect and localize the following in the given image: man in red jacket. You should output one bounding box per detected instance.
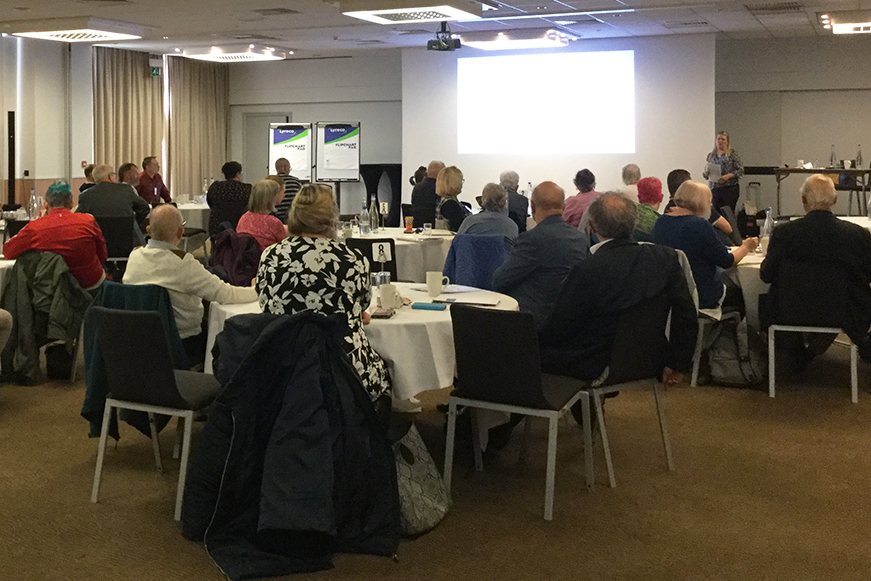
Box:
[4,181,107,291]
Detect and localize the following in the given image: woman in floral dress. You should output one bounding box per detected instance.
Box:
[255,183,390,401]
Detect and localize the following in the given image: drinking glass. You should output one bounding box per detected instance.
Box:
[422,223,433,236]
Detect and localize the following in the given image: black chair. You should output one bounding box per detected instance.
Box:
[445,304,587,520]
[718,205,744,246]
[575,294,675,488]
[94,216,136,260]
[4,218,29,242]
[89,306,220,520]
[345,237,399,281]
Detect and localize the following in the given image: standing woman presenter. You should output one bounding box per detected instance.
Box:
[703,131,744,214]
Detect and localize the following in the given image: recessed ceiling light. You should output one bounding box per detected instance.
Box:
[462,28,575,50]
[7,17,142,42]
[341,0,481,24]
[181,44,288,62]
[553,20,577,25]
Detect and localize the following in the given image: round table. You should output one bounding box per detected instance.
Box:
[347,227,453,283]
[177,202,210,231]
[733,252,768,331]
[203,282,517,402]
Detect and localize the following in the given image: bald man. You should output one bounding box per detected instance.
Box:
[492,181,589,326]
[123,204,257,365]
[761,174,871,365]
[411,160,445,228]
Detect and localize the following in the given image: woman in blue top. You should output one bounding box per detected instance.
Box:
[703,131,744,214]
[651,180,757,310]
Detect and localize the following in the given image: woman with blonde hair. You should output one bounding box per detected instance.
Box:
[435,165,470,232]
[255,183,390,401]
[236,179,287,250]
[702,130,744,213]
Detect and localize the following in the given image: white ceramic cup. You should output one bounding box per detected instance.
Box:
[759,235,770,256]
[426,272,450,298]
[379,283,402,310]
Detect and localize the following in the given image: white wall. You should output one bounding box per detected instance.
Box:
[228,52,402,167]
[401,34,716,206]
[716,36,871,216]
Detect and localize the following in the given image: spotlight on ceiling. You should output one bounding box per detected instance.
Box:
[3,17,142,42]
[341,0,481,24]
[179,44,289,62]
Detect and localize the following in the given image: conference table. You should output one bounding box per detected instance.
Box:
[203,282,518,403]
[733,252,768,332]
[346,227,453,283]
[773,167,870,216]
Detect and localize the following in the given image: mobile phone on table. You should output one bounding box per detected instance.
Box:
[371,308,395,319]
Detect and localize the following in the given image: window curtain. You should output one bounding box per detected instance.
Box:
[92,47,163,172]
[166,56,229,199]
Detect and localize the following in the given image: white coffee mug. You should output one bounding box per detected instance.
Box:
[379,283,402,310]
[426,272,450,298]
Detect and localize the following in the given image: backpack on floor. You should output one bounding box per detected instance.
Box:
[708,316,767,387]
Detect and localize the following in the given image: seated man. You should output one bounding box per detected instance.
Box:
[457,183,519,244]
[500,170,529,233]
[76,163,150,245]
[411,160,444,228]
[492,181,589,326]
[136,156,171,206]
[539,192,697,385]
[4,181,107,292]
[760,173,871,365]
[123,205,258,366]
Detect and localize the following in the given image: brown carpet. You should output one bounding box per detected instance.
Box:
[2,343,871,581]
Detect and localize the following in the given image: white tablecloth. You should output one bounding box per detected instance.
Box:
[177,203,210,231]
[204,282,517,401]
[348,227,453,283]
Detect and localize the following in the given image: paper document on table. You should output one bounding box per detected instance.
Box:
[411,284,479,294]
[706,162,722,182]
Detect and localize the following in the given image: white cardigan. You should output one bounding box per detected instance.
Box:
[123,244,257,338]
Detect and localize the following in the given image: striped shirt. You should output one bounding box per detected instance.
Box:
[274,174,303,223]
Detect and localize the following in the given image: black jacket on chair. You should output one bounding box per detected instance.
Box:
[759,210,871,347]
[538,238,698,381]
[182,311,399,580]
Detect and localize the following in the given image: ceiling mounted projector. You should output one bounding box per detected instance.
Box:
[427,21,461,51]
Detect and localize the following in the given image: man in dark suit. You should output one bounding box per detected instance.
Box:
[500,170,530,233]
[538,192,698,385]
[760,173,871,363]
[492,181,589,326]
[76,163,150,245]
[410,160,444,228]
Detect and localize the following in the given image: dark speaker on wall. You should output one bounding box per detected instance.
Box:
[5,111,16,210]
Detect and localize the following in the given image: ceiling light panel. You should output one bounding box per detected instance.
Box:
[3,17,142,42]
[181,45,289,62]
[341,0,482,23]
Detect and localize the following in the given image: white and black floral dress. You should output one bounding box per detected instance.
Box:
[256,236,391,400]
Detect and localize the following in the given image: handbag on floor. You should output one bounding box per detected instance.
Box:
[393,422,451,536]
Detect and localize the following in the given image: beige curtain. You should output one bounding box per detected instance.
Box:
[92,47,163,172]
[166,56,229,198]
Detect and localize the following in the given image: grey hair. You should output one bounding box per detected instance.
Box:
[481,183,507,212]
[149,205,184,242]
[45,182,73,208]
[673,180,712,216]
[588,192,637,239]
[92,164,114,183]
[621,164,641,186]
[801,174,837,210]
[499,170,519,191]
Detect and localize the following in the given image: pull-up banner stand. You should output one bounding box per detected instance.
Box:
[315,122,360,182]
[268,123,312,182]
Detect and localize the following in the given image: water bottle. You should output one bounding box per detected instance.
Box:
[829,144,837,168]
[369,193,380,233]
[359,199,370,236]
[29,188,38,220]
[202,177,209,195]
[759,207,773,255]
[527,181,533,196]
[857,145,863,169]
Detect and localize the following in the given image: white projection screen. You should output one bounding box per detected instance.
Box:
[457,50,635,155]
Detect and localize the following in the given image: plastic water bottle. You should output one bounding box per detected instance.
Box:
[527,181,533,196]
[359,199,370,236]
[857,145,863,169]
[29,188,38,220]
[369,193,380,233]
[829,144,837,168]
[759,207,773,255]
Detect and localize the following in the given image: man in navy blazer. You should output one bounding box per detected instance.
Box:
[492,181,589,326]
[538,192,698,385]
